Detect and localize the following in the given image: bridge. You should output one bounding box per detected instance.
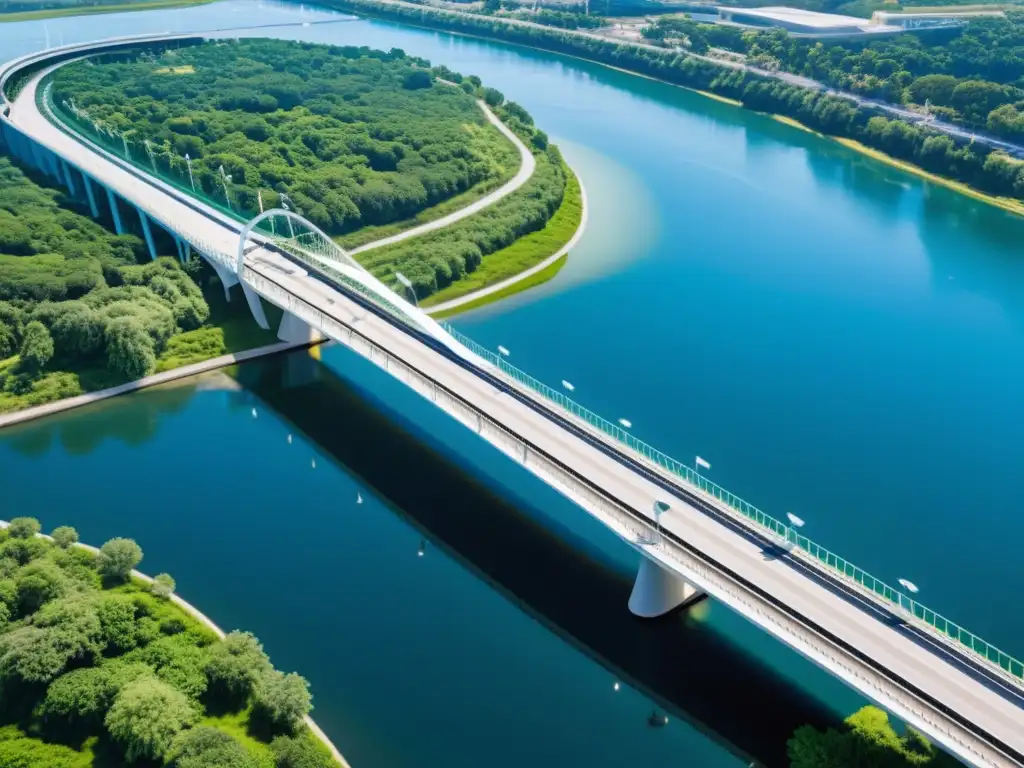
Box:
[3,35,1024,768]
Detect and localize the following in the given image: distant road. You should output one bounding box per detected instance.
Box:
[356,0,1024,158]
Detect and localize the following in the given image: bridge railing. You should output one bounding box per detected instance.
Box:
[439,321,1024,686]
[41,78,251,224]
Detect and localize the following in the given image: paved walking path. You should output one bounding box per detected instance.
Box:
[349,99,536,255]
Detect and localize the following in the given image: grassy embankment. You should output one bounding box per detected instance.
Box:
[422,164,583,312]
[0,0,211,22]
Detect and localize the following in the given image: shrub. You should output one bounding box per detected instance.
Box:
[19,321,53,371]
[104,676,197,762]
[166,726,258,768]
[50,526,79,549]
[7,518,40,540]
[96,538,142,583]
[151,573,176,599]
[254,670,312,734]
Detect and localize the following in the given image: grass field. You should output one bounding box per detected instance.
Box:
[430,254,568,318]
[421,164,582,309]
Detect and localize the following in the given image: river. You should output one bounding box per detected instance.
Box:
[2,2,1023,766]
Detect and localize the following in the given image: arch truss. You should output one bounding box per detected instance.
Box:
[236,209,472,359]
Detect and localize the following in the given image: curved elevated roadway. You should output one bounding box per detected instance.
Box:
[3,36,1024,768]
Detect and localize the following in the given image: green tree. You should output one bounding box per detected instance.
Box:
[96,538,142,583]
[254,670,313,734]
[403,70,432,90]
[0,627,73,684]
[7,517,41,539]
[151,573,176,599]
[15,559,66,614]
[0,319,15,358]
[98,594,140,653]
[270,734,336,768]
[166,726,258,768]
[104,676,197,762]
[204,631,272,705]
[19,321,53,371]
[104,316,156,380]
[481,87,505,107]
[788,706,957,767]
[40,661,151,727]
[50,526,79,549]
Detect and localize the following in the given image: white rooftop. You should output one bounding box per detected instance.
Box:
[718,6,873,29]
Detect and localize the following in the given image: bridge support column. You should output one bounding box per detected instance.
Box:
[628,554,705,618]
[242,284,270,330]
[277,310,325,345]
[106,188,124,234]
[81,171,99,219]
[60,159,77,197]
[29,142,52,178]
[138,208,157,261]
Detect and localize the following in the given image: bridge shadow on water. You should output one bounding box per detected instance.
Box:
[234,349,840,768]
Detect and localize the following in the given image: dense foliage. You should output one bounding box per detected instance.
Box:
[788,706,959,767]
[52,39,521,236]
[325,0,1024,201]
[646,13,1024,142]
[0,155,276,412]
[0,517,334,767]
[363,142,566,297]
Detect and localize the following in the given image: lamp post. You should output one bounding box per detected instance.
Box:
[394,272,417,305]
[184,153,195,191]
[652,500,670,543]
[144,139,157,174]
[897,578,919,614]
[786,512,805,548]
[280,194,297,238]
[218,166,232,208]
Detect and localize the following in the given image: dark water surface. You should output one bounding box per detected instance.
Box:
[3,1,1024,764]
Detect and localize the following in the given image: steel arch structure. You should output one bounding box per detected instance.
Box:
[237,208,473,358]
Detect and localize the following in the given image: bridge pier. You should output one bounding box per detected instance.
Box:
[138,208,158,260]
[106,188,124,234]
[628,554,705,618]
[60,159,77,197]
[242,284,270,330]
[277,310,325,345]
[81,171,99,219]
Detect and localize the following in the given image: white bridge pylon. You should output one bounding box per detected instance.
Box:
[236,208,476,361]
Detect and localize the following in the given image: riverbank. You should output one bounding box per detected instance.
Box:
[0,518,352,767]
[0,0,212,22]
[0,340,312,431]
[424,163,586,315]
[834,137,1024,217]
[320,0,1024,219]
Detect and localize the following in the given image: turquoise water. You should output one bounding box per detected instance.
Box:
[3,1,1024,763]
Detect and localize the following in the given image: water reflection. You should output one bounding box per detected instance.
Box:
[236,350,837,767]
[3,378,201,456]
